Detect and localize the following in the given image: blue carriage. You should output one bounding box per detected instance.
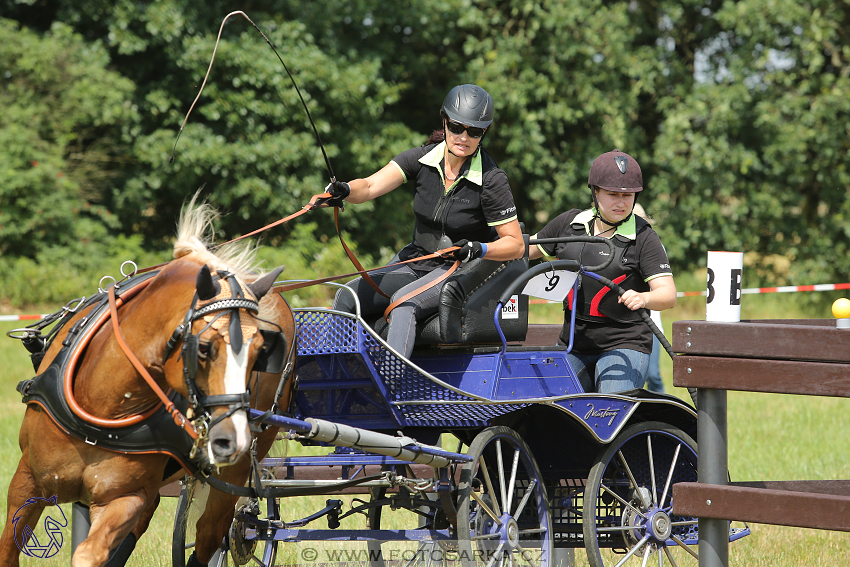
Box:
[174,237,748,567]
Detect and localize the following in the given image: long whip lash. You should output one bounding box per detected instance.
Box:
[169,11,336,182]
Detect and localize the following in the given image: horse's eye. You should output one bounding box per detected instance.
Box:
[198,342,211,360]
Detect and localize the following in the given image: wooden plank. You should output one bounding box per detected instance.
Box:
[731,480,850,496]
[672,482,850,532]
[160,481,182,498]
[673,356,850,397]
[521,324,562,347]
[672,320,850,363]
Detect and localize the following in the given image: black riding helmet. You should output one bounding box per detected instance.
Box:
[587,149,644,231]
[440,84,494,128]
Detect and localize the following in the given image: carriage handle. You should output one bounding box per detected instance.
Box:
[497,236,616,305]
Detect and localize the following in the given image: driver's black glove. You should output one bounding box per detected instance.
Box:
[452,240,485,263]
[325,180,351,207]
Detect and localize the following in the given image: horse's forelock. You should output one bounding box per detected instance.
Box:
[173,193,262,280]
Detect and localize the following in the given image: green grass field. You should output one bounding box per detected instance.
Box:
[1,284,849,566]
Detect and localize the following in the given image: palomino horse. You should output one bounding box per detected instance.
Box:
[0,200,295,567]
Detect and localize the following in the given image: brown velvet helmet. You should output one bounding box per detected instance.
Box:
[588,150,643,193]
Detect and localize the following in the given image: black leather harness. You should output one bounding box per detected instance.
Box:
[16,272,202,474]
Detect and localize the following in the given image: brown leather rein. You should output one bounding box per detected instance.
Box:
[107,285,199,439]
[220,192,463,318]
[140,192,462,320]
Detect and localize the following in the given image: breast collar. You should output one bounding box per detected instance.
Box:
[16,271,203,475]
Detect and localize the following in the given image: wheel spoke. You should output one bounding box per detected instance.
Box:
[600,483,647,520]
[496,440,508,515]
[484,542,507,567]
[513,479,537,519]
[518,527,548,535]
[670,534,698,559]
[479,457,503,517]
[664,544,682,567]
[471,489,503,526]
[403,542,432,567]
[506,448,520,514]
[640,543,652,567]
[617,450,650,509]
[472,532,502,540]
[671,519,698,527]
[658,543,664,567]
[660,444,681,508]
[613,535,651,567]
[647,436,658,508]
[515,544,540,567]
[597,525,642,533]
[184,541,196,550]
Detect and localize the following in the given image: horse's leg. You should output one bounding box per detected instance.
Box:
[101,493,160,567]
[71,490,148,567]
[0,450,44,567]
[191,425,280,565]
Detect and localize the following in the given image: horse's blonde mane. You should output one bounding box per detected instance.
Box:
[173,193,263,279]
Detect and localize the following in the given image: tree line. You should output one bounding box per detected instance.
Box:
[1,0,848,301]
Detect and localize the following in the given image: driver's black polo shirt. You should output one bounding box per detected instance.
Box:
[391,141,518,270]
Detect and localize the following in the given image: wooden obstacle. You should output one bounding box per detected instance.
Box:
[671,319,850,533]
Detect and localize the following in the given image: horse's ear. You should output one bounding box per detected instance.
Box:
[247,266,284,299]
[196,265,221,300]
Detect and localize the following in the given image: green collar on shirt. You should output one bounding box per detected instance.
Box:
[419,141,484,190]
[574,208,637,240]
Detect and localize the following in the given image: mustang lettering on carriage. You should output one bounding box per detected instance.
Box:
[11,495,66,559]
[584,403,621,426]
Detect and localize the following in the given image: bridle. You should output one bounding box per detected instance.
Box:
[161,270,262,456]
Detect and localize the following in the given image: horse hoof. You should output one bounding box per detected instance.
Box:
[187,551,208,567]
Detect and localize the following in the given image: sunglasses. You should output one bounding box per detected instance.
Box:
[445,120,486,139]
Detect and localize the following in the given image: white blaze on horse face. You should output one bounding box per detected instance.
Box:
[222,337,252,456]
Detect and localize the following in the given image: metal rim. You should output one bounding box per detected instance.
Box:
[456,426,552,566]
[583,421,699,567]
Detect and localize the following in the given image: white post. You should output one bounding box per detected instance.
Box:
[705,251,744,323]
[699,251,742,567]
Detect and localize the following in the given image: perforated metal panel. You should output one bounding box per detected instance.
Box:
[295,310,530,427]
[295,310,359,354]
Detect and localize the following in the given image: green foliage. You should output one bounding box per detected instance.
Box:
[2,0,850,310]
[0,18,136,257]
[652,0,850,284]
[0,233,164,308]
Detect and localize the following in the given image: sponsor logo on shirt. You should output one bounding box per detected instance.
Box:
[500,206,517,216]
[660,263,670,270]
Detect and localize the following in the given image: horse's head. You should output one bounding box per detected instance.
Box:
[164,263,284,467]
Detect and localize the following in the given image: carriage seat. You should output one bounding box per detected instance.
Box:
[414,255,529,345]
[372,252,530,346]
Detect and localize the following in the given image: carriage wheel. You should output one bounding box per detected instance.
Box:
[583,421,699,567]
[172,478,278,567]
[227,495,278,567]
[172,478,228,567]
[456,426,552,567]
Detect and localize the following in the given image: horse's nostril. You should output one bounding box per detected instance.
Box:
[210,436,235,458]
